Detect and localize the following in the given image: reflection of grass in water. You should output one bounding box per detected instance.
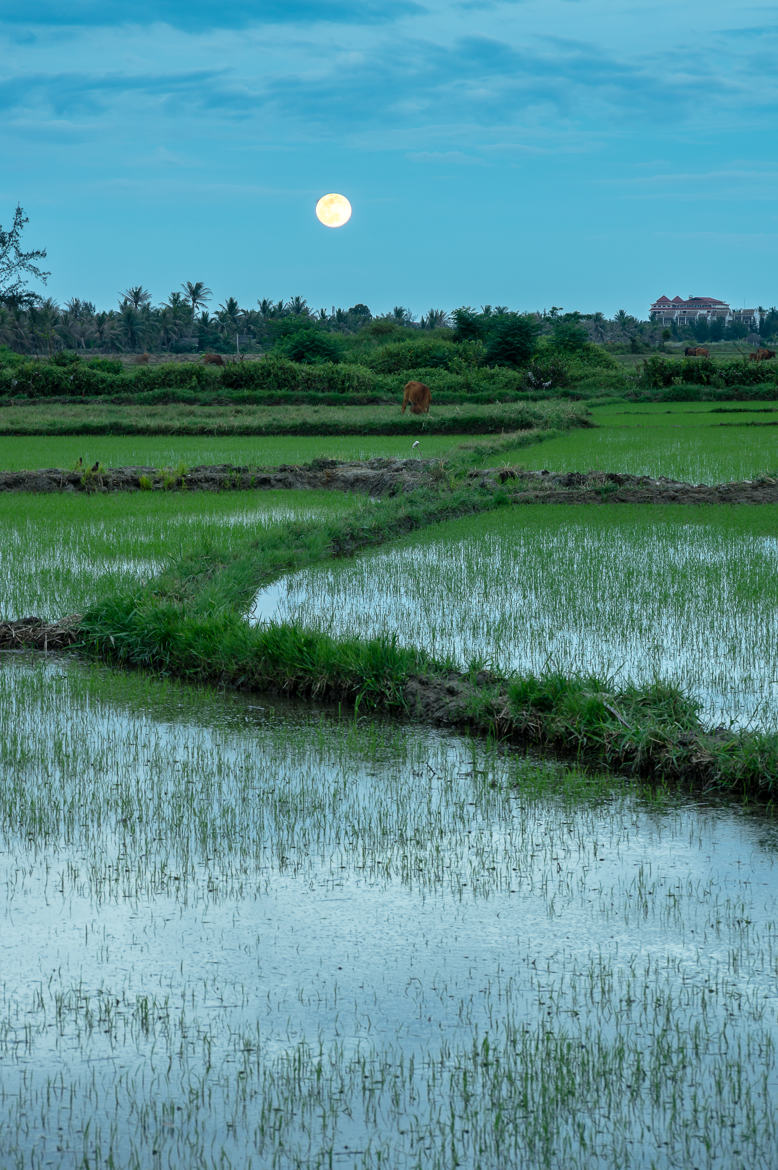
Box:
[254,503,778,730]
[0,489,359,619]
[496,401,778,481]
[0,659,776,1169]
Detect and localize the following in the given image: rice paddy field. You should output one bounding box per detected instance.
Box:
[1,397,777,1168]
[251,504,778,732]
[0,433,463,471]
[1,659,776,1169]
[0,490,361,619]
[497,402,778,482]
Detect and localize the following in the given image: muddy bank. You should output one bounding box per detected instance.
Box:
[0,458,438,496]
[0,615,82,651]
[472,467,778,505]
[1,457,778,503]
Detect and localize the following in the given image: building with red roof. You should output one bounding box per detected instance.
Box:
[650,296,758,326]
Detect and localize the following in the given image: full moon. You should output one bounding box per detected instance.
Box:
[315,193,352,228]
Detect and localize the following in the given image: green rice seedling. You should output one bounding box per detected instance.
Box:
[0,433,466,470]
[0,489,361,619]
[249,502,778,732]
[497,401,778,481]
[0,658,776,1168]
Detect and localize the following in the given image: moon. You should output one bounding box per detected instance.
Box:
[315,193,352,228]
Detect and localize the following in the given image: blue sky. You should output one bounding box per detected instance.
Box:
[2,0,777,318]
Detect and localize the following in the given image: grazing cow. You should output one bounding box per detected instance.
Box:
[684,346,709,357]
[134,352,151,365]
[203,352,225,366]
[757,348,776,361]
[401,380,431,414]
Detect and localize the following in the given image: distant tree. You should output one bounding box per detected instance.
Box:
[60,298,97,351]
[724,319,748,341]
[94,310,119,350]
[0,205,50,306]
[182,280,212,317]
[347,303,372,326]
[118,303,146,350]
[120,286,152,310]
[590,312,606,342]
[285,295,310,317]
[274,326,341,364]
[28,297,60,356]
[257,298,284,320]
[761,306,778,341]
[216,296,243,347]
[451,307,483,342]
[485,313,540,368]
[551,319,589,353]
[160,292,192,349]
[420,308,451,329]
[708,316,725,343]
[614,308,638,336]
[692,317,710,342]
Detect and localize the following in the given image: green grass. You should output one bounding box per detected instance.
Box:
[495,400,778,481]
[0,431,469,470]
[0,398,586,436]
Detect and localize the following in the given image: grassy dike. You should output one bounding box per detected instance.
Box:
[0,399,587,437]
[76,476,778,804]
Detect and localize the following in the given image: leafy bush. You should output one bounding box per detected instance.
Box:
[0,362,114,397]
[484,314,540,368]
[272,327,342,364]
[0,346,26,369]
[129,363,221,390]
[550,320,589,353]
[87,357,123,375]
[363,338,459,373]
[221,356,376,395]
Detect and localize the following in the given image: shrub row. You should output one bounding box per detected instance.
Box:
[640,356,778,389]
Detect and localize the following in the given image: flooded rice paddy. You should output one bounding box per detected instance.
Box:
[0,490,358,619]
[497,403,778,483]
[250,503,778,732]
[0,658,776,1169]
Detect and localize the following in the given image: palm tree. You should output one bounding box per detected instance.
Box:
[29,297,60,356]
[284,295,310,317]
[422,308,450,329]
[590,311,606,343]
[217,296,243,348]
[182,281,212,317]
[60,298,97,351]
[119,302,147,351]
[94,311,119,351]
[120,286,152,310]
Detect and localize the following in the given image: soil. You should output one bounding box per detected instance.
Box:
[471,467,778,506]
[0,458,436,497]
[1,458,776,505]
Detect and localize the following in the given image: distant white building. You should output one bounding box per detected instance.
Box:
[649,296,760,327]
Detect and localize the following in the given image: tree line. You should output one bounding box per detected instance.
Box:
[2,205,775,357]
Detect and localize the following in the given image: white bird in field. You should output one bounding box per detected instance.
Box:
[412,440,420,449]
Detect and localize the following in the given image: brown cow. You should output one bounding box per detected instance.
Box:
[684,346,709,357]
[756,348,776,361]
[401,380,431,414]
[203,352,225,366]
